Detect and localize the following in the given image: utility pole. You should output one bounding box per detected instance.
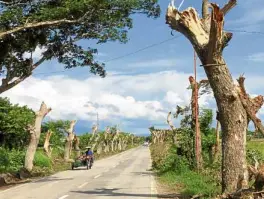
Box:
[194,49,202,171]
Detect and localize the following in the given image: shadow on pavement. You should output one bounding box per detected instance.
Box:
[71,188,186,198]
[33,176,73,183]
[130,171,154,176]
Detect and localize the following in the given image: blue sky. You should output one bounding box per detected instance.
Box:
[3,0,264,135]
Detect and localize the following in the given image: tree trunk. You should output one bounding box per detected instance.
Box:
[44,130,53,157]
[73,135,80,157]
[24,102,51,172]
[64,120,77,161]
[167,112,177,144]
[189,76,203,170]
[166,0,248,193]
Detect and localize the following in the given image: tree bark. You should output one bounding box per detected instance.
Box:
[24,102,51,172]
[236,76,264,134]
[166,0,248,193]
[189,76,203,170]
[44,130,53,157]
[73,135,80,157]
[64,120,77,161]
[91,124,98,138]
[167,111,177,144]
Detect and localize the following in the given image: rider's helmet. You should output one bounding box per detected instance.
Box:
[85,146,91,149]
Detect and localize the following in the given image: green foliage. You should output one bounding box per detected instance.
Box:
[33,151,52,168]
[0,147,25,173]
[79,133,92,149]
[159,145,190,174]
[160,170,220,198]
[247,140,264,165]
[39,120,70,147]
[0,97,35,149]
[0,0,160,91]
[0,147,9,171]
[150,143,220,198]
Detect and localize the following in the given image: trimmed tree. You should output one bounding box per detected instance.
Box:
[166,0,249,193]
[24,102,51,171]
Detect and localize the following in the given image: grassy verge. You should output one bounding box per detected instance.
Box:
[158,170,220,198]
[150,143,221,198]
[150,140,264,198]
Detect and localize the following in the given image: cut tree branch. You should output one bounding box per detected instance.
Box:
[167,111,176,131]
[236,75,264,135]
[220,0,237,16]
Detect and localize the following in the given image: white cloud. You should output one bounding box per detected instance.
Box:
[248,52,264,62]
[3,71,214,124]
[23,46,46,60]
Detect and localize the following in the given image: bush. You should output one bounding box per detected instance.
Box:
[158,145,190,174]
[0,147,9,172]
[0,148,25,173]
[33,151,52,168]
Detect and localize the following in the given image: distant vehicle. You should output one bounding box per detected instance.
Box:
[72,155,93,170]
[143,142,149,147]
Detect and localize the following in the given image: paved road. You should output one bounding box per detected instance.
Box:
[0,147,157,199]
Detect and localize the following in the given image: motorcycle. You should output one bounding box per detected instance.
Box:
[71,155,93,170]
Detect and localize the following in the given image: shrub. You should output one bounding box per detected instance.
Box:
[8,149,25,172]
[0,148,25,173]
[33,151,52,168]
[159,145,190,174]
[0,147,9,172]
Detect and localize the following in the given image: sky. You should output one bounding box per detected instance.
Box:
[2,0,264,135]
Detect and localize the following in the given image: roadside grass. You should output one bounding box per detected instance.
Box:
[150,143,220,198]
[247,140,264,157]
[159,170,220,198]
[151,140,264,198]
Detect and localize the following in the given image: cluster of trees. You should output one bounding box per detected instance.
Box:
[0,97,143,176]
[0,0,158,177]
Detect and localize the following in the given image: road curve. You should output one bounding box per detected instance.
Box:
[0,146,158,199]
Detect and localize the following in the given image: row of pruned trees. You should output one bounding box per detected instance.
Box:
[0,98,142,173]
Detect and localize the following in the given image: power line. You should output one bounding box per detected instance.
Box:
[33,35,182,76]
[103,35,181,62]
[32,29,264,76]
[226,29,264,35]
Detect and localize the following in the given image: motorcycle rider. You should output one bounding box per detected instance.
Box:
[85,146,94,165]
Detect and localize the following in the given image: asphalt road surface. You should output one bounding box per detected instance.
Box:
[0,146,158,199]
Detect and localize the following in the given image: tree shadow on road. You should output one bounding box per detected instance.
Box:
[33,176,73,183]
[131,171,154,176]
[71,188,187,198]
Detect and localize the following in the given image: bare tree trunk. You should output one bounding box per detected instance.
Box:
[24,102,51,172]
[189,76,203,170]
[73,135,80,157]
[166,0,248,193]
[167,112,177,144]
[64,120,77,161]
[44,130,53,157]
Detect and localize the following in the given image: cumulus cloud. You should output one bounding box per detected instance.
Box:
[3,71,214,124]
